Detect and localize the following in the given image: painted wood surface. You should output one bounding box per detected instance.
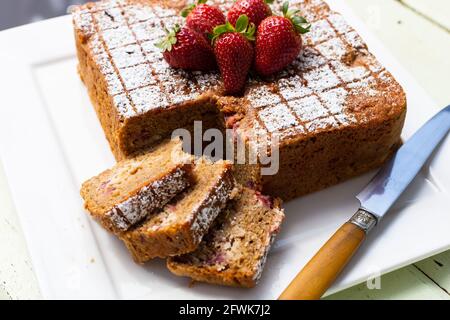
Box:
[328,0,450,300]
[0,0,449,300]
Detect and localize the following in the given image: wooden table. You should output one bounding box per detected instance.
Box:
[0,0,449,300]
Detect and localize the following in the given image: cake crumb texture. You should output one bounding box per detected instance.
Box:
[167,187,285,288]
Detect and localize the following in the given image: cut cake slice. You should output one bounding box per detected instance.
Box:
[120,158,235,263]
[167,187,285,288]
[80,138,193,233]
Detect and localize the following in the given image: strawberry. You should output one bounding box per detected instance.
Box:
[212,15,256,95]
[155,24,216,71]
[181,0,225,35]
[227,0,273,28]
[255,2,310,77]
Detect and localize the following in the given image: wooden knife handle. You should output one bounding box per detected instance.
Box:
[278,210,377,300]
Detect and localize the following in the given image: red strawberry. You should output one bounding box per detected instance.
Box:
[255,2,310,76]
[227,0,273,28]
[155,24,216,71]
[181,0,225,35]
[212,15,256,95]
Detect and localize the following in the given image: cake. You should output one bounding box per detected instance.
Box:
[120,158,235,262]
[72,0,406,201]
[80,138,193,233]
[167,186,284,288]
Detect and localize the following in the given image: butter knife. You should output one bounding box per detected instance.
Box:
[279,104,450,300]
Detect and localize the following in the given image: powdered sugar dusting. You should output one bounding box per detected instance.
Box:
[277,76,312,100]
[331,61,370,83]
[319,87,348,115]
[73,0,220,117]
[105,73,123,95]
[131,22,165,42]
[93,52,115,74]
[189,173,235,244]
[110,44,146,69]
[130,85,170,113]
[304,65,341,91]
[108,166,191,232]
[288,95,329,122]
[88,35,104,55]
[125,4,156,25]
[344,31,366,49]
[112,94,135,118]
[73,10,95,38]
[328,13,352,35]
[102,26,135,49]
[119,64,156,90]
[247,85,282,108]
[306,116,339,132]
[316,37,347,60]
[93,8,126,30]
[303,19,335,45]
[258,104,299,133]
[73,0,397,146]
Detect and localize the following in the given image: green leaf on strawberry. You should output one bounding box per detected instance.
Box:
[235,14,249,32]
[211,14,256,43]
[281,1,311,34]
[155,24,181,52]
[181,0,208,17]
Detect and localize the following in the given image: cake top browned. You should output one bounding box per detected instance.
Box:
[72,0,406,143]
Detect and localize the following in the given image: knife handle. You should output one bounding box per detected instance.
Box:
[278,210,377,300]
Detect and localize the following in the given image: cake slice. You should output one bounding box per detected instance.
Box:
[167,187,285,288]
[80,138,193,233]
[120,159,235,263]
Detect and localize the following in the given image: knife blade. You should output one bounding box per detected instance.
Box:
[279,105,450,300]
[357,104,450,220]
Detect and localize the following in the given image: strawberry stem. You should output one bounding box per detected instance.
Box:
[155,24,181,52]
[211,14,256,44]
[281,1,311,34]
[181,0,208,17]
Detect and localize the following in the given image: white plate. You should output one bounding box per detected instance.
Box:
[0,0,449,299]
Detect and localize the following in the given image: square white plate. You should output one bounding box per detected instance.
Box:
[0,0,449,299]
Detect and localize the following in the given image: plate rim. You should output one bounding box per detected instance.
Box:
[0,1,449,299]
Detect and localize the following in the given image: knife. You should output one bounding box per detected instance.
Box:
[279,104,450,300]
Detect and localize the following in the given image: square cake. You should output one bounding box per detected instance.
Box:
[72,0,406,200]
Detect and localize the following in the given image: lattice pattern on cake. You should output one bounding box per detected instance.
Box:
[73,0,222,119]
[244,0,395,140]
[72,0,398,141]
